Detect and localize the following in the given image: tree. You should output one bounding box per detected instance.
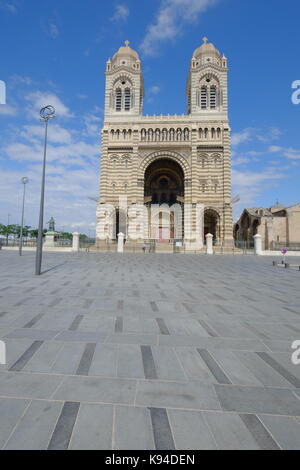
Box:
[30,229,47,240]
[0,224,19,246]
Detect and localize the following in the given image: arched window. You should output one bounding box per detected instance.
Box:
[124,88,131,111]
[199,75,220,111]
[116,89,122,111]
[201,87,207,109]
[210,86,217,109]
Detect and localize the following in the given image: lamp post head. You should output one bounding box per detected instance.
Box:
[21,177,29,185]
[40,105,56,122]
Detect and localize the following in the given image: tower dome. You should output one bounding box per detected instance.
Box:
[193,37,221,60]
[111,41,140,69]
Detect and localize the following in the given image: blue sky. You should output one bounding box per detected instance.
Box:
[0,0,299,234]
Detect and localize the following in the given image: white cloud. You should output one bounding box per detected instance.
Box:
[111,4,130,22]
[269,145,300,160]
[0,104,17,116]
[148,86,161,95]
[231,128,253,146]
[83,107,102,137]
[46,22,60,39]
[25,92,73,119]
[141,0,217,55]
[0,1,17,13]
[10,75,33,86]
[232,156,251,166]
[21,124,73,145]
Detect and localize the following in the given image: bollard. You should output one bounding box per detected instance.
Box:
[285,264,290,269]
[273,261,276,267]
[117,232,125,253]
[72,232,80,252]
[254,234,262,256]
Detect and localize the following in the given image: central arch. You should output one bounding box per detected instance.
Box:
[144,158,185,241]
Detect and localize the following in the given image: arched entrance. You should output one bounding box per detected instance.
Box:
[144,159,184,240]
[204,209,220,244]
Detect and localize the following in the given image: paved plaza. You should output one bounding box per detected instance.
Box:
[0,251,300,450]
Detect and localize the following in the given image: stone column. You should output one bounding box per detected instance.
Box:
[72,232,80,252]
[254,234,262,256]
[206,233,214,255]
[118,232,125,253]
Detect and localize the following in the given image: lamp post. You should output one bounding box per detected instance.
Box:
[19,177,29,256]
[35,105,55,276]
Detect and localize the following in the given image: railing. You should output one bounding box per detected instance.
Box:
[234,240,255,253]
[270,242,300,252]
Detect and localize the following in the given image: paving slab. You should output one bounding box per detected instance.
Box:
[1,251,300,450]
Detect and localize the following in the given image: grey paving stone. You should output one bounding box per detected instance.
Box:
[0,372,64,399]
[107,333,158,346]
[114,406,155,450]
[48,402,80,450]
[55,330,106,343]
[4,400,63,450]
[234,351,294,388]
[9,341,44,372]
[209,350,262,386]
[0,398,30,449]
[156,318,170,336]
[256,352,300,388]
[258,414,300,450]
[89,343,118,377]
[149,408,175,450]
[168,409,217,450]
[51,342,86,375]
[53,376,136,405]
[69,314,84,331]
[141,346,158,380]
[215,384,300,416]
[136,380,221,411]
[6,329,59,341]
[76,343,96,376]
[117,344,145,379]
[175,347,215,383]
[203,411,260,450]
[69,403,113,450]
[22,341,63,373]
[239,414,280,450]
[197,349,231,385]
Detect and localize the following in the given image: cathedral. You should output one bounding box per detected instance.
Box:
[96,38,233,251]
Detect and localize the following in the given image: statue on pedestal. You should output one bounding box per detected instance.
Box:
[47,217,56,233]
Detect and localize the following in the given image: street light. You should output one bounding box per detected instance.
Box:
[19,177,29,256]
[35,105,55,276]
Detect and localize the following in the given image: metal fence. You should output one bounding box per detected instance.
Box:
[270,242,300,251]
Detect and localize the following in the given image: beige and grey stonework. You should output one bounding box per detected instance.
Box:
[96,39,233,250]
[235,204,300,250]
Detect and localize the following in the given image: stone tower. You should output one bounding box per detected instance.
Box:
[97,39,233,250]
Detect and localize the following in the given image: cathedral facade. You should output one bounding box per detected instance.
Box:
[96,39,233,250]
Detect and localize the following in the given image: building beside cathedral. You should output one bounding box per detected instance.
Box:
[96,39,233,250]
[234,203,300,250]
